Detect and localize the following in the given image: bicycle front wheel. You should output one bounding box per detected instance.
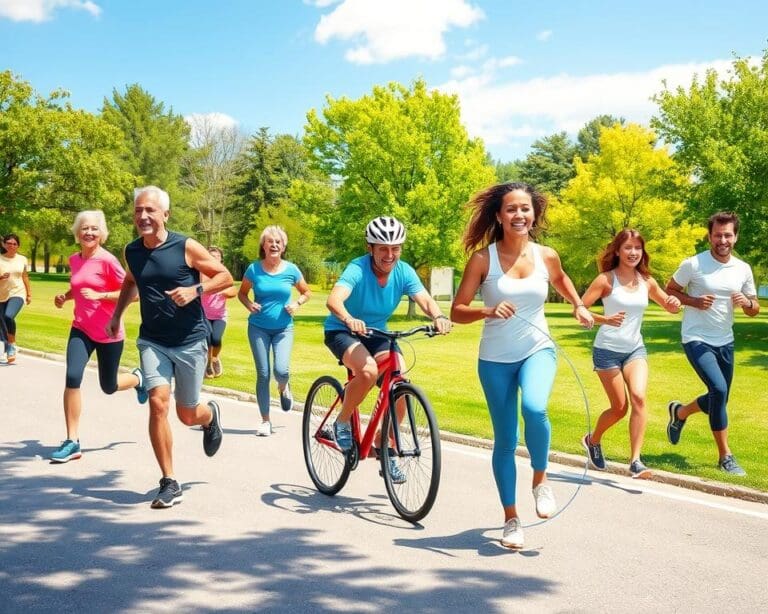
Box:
[381,382,441,523]
[302,375,351,495]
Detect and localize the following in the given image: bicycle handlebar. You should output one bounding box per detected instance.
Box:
[358,325,438,339]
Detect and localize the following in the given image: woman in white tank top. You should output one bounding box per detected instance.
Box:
[451,182,594,550]
[580,229,680,479]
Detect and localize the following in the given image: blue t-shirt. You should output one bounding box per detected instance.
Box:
[243,260,303,330]
[324,255,425,331]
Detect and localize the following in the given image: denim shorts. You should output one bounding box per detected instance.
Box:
[324,329,401,363]
[137,337,208,407]
[592,345,647,371]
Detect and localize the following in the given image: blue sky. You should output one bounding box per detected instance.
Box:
[2,0,767,161]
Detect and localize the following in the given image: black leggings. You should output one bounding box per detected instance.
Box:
[207,319,227,349]
[0,297,24,341]
[65,327,124,392]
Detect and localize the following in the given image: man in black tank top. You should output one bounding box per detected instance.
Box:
[107,186,233,509]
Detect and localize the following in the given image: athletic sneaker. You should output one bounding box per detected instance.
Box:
[211,358,223,378]
[51,439,82,463]
[629,459,652,479]
[667,401,686,445]
[202,400,223,457]
[718,455,747,476]
[582,433,606,470]
[151,477,183,508]
[256,421,272,437]
[533,483,557,518]
[132,367,148,404]
[501,517,524,549]
[6,343,16,363]
[0,352,6,365]
[333,420,352,451]
[280,384,293,412]
[379,455,407,484]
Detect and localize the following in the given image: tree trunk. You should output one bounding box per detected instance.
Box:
[43,242,51,273]
[407,296,416,318]
[30,241,38,273]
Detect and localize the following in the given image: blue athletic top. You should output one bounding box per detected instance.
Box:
[243,260,303,331]
[125,231,208,346]
[324,255,425,332]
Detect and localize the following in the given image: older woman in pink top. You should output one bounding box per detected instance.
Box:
[50,210,147,463]
[201,246,237,378]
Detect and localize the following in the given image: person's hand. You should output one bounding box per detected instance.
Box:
[432,316,452,335]
[165,286,198,307]
[285,301,300,316]
[731,292,751,308]
[54,294,67,308]
[695,294,715,310]
[489,300,516,319]
[80,287,101,300]
[105,317,121,339]
[0,272,9,280]
[604,311,626,327]
[665,295,681,313]
[245,301,262,314]
[344,317,366,334]
[26,295,32,305]
[574,304,594,329]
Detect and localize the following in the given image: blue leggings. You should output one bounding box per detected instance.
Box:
[247,324,294,418]
[683,341,733,431]
[0,297,24,341]
[478,347,557,507]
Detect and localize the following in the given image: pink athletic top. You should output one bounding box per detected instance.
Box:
[69,248,126,343]
[202,291,227,321]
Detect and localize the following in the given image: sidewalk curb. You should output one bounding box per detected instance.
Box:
[18,347,768,506]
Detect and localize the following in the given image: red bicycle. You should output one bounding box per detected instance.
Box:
[302,326,441,523]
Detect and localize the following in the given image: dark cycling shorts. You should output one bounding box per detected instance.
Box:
[324,329,401,363]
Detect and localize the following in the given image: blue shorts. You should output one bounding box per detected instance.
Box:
[324,329,401,363]
[137,337,208,408]
[592,345,647,371]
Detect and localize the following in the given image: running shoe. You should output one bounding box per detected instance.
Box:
[151,477,183,508]
[211,358,223,378]
[667,401,685,445]
[629,459,652,479]
[51,439,82,463]
[132,367,148,404]
[533,483,557,518]
[202,400,223,457]
[6,343,16,363]
[379,454,407,484]
[718,454,746,476]
[582,433,606,470]
[501,517,524,549]
[333,420,352,451]
[0,352,6,365]
[256,421,272,437]
[279,384,293,412]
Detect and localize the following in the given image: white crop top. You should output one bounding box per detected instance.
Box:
[593,271,648,353]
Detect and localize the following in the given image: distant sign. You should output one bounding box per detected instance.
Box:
[430,267,454,301]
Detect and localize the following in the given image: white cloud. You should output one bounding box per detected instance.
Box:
[185,112,239,145]
[438,59,739,151]
[450,65,474,79]
[0,0,100,22]
[536,30,553,42]
[313,0,484,64]
[456,43,488,62]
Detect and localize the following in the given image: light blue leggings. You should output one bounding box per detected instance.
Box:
[478,347,557,507]
[247,324,294,419]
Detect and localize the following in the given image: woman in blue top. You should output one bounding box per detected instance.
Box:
[451,182,593,550]
[238,226,311,437]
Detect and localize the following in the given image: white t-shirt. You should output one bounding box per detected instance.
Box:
[672,251,756,346]
[0,254,29,302]
[479,242,554,363]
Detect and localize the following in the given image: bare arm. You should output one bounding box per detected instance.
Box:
[412,289,451,334]
[451,250,516,323]
[285,277,312,316]
[581,273,624,326]
[327,284,366,333]
[106,264,138,338]
[665,278,714,310]
[542,246,593,328]
[22,269,31,304]
[648,277,680,313]
[165,239,233,307]
[237,276,260,313]
[731,291,760,317]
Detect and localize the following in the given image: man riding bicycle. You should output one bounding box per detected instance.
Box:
[324,216,452,479]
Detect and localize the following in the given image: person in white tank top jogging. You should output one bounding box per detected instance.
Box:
[451,182,594,550]
[580,229,680,479]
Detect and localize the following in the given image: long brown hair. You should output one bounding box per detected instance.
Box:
[598,229,651,279]
[462,182,548,253]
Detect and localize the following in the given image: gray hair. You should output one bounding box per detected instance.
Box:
[259,225,288,258]
[71,210,109,244]
[134,185,170,211]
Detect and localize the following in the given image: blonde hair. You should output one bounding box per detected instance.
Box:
[259,225,288,258]
[71,210,109,244]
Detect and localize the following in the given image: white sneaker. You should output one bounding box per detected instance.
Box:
[501,517,524,549]
[533,483,557,518]
[256,421,272,437]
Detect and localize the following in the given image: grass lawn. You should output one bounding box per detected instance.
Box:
[16,273,768,491]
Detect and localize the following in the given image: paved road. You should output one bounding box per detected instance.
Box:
[2,354,767,613]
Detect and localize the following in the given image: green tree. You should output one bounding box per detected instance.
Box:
[548,124,700,289]
[652,51,768,270]
[576,114,625,161]
[517,132,578,196]
[494,159,523,183]
[304,78,495,276]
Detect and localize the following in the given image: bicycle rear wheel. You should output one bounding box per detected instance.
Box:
[381,382,441,522]
[302,375,351,495]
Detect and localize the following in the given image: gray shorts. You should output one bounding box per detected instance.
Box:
[592,345,647,371]
[137,337,208,408]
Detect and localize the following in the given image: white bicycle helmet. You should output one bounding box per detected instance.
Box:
[365,216,406,245]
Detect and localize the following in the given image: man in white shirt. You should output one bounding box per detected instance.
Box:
[665,212,760,476]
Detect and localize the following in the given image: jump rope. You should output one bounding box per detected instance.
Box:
[404,310,592,529]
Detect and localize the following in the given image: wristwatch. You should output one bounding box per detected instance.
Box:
[196,284,204,297]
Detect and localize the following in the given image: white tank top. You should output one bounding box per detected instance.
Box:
[479,242,554,363]
[593,271,648,353]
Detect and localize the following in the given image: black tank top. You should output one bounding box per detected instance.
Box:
[125,231,208,346]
